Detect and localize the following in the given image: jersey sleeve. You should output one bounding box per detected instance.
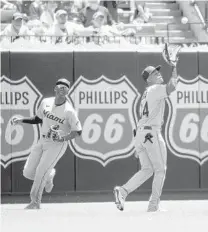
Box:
[152,85,168,100]
[1,26,9,36]
[68,110,82,131]
[36,100,44,119]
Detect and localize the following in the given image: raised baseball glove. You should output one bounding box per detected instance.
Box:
[162,43,181,67]
[47,125,64,142]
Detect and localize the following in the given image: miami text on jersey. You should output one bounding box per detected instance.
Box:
[43,110,65,124]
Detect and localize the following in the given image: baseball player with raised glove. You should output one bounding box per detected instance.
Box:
[113,43,181,212]
[12,78,82,209]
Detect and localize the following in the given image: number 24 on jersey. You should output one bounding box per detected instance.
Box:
[142,102,149,117]
[140,92,149,117]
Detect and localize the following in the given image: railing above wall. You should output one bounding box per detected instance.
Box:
[0,35,166,50]
[0,34,207,51]
[190,0,208,31]
[193,0,208,23]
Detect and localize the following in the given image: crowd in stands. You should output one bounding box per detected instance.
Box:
[1,0,207,49]
[0,0,157,47]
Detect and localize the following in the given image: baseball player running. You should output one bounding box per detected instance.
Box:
[113,46,180,212]
[12,78,82,209]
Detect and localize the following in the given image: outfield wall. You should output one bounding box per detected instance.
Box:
[1,50,208,194]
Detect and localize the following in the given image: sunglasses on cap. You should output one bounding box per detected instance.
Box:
[56,81,70,88]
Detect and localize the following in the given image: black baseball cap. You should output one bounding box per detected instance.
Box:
[142,65,161,81]
[56,78,70,88]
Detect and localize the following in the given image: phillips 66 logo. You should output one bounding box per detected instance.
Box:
[165,75,208,165]
[0,76,42,168]
[68,75,140,166]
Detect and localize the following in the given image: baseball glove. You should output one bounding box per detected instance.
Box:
[47,125,64,142]
[162,43,181,67]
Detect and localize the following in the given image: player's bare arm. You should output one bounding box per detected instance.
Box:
[163,43,181,95]
[166,66,178,95]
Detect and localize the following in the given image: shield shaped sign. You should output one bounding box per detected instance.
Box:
[0,76,42,168]
[68,75,140,166]
[165,75,208,165]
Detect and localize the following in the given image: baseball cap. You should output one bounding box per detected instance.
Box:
[56,78,70,89]
[142,65,161,81]
[92,11,105,20]
[12,13,23,21]
[56,10,67,18]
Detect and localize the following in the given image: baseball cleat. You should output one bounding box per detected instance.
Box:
[45,169,56,193]
[24,201,40,210]
[113,186,125,211]
[147,204,167,212]
[147,205,159,212]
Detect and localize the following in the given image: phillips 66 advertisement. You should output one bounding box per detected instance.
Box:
[68,75,140,166]
[0,76,42,168]
[165,75,208,165]
[1,52,208,172]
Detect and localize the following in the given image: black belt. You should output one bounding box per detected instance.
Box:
[143,126,152,130]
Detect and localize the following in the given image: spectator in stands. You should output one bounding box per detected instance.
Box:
[79,0,115,27]
[130,2,152,24]
[82,11,136,37]
[21,1,32,16]
[73,0,87,10]
[0,12,33,41]
[84,11,136,45]
[29,0,43,20]
[30,20,47,36]
[100,1,118,22]
[40,1,57,29]
[54,1,74,21]
[1,0,17,23]
[14,0,24,13]
[90,11,107,33]
[47,9,77,44]
[1,0,17,10]
[22,13,29,26]
[62,1,75,21]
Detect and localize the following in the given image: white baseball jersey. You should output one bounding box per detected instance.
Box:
[122,85,169,207]
[138,84,168,128]
[36,97,82,137]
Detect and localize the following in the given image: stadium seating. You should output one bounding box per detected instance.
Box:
[117,1,195,43]
[1,0,206,46]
